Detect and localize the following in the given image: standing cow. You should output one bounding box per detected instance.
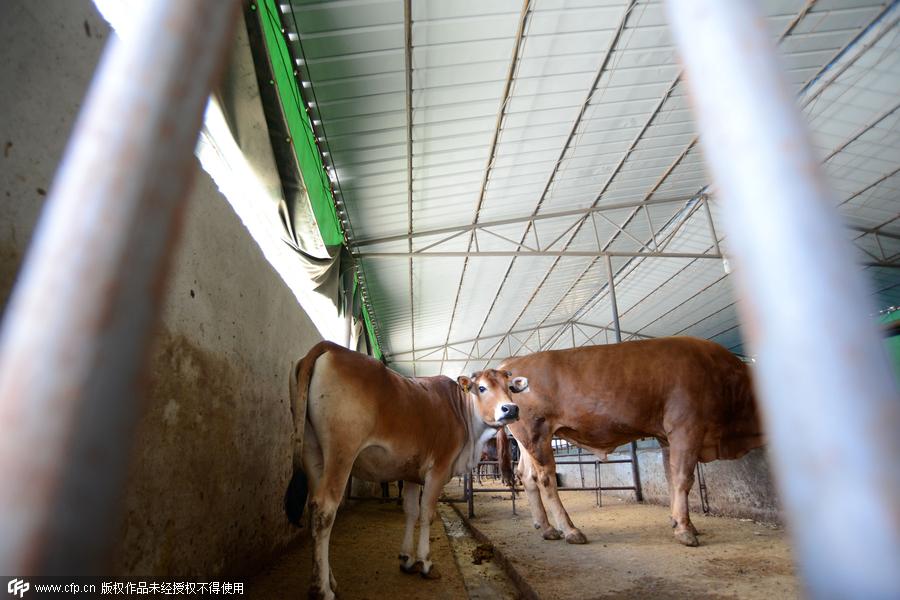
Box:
[284,341,529,599]
[497,337,763,547]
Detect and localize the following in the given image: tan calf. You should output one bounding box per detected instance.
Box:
[286,341,528,599]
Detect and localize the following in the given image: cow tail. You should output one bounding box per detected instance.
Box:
[284,343,329,527]
[497,426,515,487]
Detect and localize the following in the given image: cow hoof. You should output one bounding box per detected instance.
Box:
[674,530,700,547]
[400,560,421,575]
[419,564,441,580]
[533,523,541,530]
[669,517,677,529]
[565,530,588,544]
[307,587,328,600]
[542,528,563,540]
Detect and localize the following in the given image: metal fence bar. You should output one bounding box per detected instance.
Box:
[629,441,644,502]
[0,0,238,575]
[470,486,637,493]
[666,1,900,597]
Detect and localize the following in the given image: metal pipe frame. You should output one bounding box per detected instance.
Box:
[497,195,708,361]
[0,0,238,574]
[666,1,900,597]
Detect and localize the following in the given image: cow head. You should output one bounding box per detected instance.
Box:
[457,369,526,428]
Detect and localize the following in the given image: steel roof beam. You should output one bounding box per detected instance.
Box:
[355,195,694,248]
[360,250,721,259]
[386,320,649,363]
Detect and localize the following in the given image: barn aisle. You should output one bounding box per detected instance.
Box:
[247,499,478,599]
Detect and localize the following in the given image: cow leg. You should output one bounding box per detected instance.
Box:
[412,473,446,579]
[660,443,676,529]
[517,448,555,538]
[307,452,355,600]
[399,482,421,573]
[668,440,700,547]
[531,442,586,544]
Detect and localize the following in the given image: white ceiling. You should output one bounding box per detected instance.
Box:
[282,0,900,375]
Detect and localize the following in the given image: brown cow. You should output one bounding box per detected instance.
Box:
[497,336,762,547]
[285,341,528,599]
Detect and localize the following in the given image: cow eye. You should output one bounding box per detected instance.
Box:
[478,385,487,393]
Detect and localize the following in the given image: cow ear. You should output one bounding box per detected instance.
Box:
[457,376,472,392]
[509,376,529,393]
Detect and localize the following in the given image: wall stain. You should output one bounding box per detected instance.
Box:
[114,329,297,578]
[0,238,22,317]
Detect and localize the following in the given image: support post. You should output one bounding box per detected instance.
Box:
[0,0,238,575]
[606,255,644,502]
[629,441,644,503]
[466,473,475,519]
[605,255,622,345]
[666,1,900,597]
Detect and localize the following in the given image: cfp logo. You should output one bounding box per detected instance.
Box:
[6,579,28,598]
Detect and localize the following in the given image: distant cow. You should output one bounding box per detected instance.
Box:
[285,342,528,599]
[477,438,499,483]
[497,337,762,547]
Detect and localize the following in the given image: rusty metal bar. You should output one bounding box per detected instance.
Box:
[666,1,900,597]
[0,0,238,575]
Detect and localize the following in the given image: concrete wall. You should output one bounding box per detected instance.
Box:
[2,0,321,578]
[556,446,780,523]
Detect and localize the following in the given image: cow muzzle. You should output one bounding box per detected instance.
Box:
[497,403,519,423]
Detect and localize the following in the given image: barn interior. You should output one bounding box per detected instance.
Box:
[1,0,898,598]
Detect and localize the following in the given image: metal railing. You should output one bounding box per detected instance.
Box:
[461,437,643,518]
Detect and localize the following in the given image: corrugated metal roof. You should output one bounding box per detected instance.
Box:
[283,0,899,375]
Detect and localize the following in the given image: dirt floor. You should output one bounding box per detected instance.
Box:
[247,499,469,599]
[452,479,801,600]
[247,480,800,599]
